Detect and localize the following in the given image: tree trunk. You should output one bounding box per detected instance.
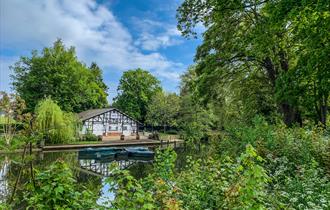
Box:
[280,103,302,127]
[319,94,328,128]
[263,55,302,127]
[320,105,327,127]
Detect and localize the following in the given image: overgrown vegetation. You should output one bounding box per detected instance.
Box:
[34,98,79,144]
[102,119,329,209]
[18,124,329,209]
[24,160,97,209]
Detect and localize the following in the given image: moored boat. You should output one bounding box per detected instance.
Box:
[125,147,154,158]
[78,147,154,159]
[79,147,128,159]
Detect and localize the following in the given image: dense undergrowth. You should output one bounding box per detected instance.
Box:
[3,117,329,209]
[105,117,329,209]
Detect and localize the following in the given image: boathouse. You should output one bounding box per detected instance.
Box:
[78,108,141,137]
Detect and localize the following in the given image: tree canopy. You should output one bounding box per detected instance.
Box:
[177,0,330,127]
[146,91,180,132]
[11,39,108,113]
[113,69,162,123]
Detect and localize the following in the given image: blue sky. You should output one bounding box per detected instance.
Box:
[0,0,201,102]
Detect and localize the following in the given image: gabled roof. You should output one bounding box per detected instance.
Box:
[78,107,142,124]
[78,108,114,121]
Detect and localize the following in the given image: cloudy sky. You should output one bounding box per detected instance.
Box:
[0,0,201,101]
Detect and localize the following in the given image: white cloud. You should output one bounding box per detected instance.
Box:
[0,0,185,92]
[132,18,183,51]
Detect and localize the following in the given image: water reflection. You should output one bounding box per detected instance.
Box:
[0,144,196,207]
[0,147,155,206]
[0,157,10,203]
[79,158,152,177]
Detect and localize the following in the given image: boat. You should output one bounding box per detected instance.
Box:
[78,147,154,159]
[125,147,154,158]
[78,147,128,160]
[79,147,112,155]
[95,150,116,160]
[78,152,98,160]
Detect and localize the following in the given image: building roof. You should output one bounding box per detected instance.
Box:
[78,108,142,124]
[78,108,114,121]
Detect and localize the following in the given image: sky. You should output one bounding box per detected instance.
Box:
[0,0,201,102]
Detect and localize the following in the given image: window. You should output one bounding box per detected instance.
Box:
[109,126,118,131]
[123,126,127,131]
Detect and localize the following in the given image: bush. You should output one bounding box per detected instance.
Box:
[24,160,97,209]
[105,146,271,209]
[81,133,101,141]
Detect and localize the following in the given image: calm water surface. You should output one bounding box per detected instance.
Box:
[0,145,200,207]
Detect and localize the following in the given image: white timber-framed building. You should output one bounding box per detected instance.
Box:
[78,108,141,137]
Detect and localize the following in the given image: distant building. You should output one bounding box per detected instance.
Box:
[78,108,141,137]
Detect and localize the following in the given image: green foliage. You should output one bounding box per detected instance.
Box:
[146,91,180,132]
[267,157,330,209]
[5,122,327,209]
[106,144,274,210]
[81,133,101,142]
[177,0,330,127]
[113,68,162,123]
[0,92,27,146]
[11,39,108,113]
[24,159,97,209]
[176,145,269,210]
[0,136,27,151]
[34,98,79,144]
[219,116,330,168]
[153,148,177,181]
[178,67,215,143]
[105,166,155,210]
[105,148,180,210]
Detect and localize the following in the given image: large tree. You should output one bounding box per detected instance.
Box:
[113,69,161,123]
[146,91,180,132]
[11,39,108,113]
[177,0,330,126]
[178,67,215,142]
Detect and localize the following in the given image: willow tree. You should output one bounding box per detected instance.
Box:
[34,98,79,144]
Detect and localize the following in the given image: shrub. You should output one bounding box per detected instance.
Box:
[81,133,100,141]
[24,159,97,209]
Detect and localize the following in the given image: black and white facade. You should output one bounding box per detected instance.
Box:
[78,108,141,137]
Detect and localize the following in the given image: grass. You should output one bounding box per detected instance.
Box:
[158,132,180,141]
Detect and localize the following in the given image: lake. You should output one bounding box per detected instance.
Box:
[0,144,202,208]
